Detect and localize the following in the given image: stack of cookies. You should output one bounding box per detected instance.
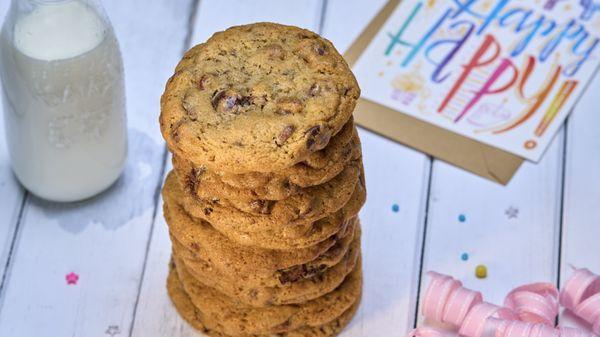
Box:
[159,23,366,337]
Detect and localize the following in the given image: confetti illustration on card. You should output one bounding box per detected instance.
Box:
[353,0,600,161]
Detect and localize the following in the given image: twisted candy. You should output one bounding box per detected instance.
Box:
[409,269,600,337]
[560,268,600,335]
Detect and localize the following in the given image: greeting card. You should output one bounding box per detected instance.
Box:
[347,0,600,182]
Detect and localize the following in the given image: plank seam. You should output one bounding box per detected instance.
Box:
[318,0,328,34]
[181,0,202,56]
[411,157,434,329]
[0,192,28,312]
[127,1,201,336]
[555,123,569,324]
[127,148,168,337]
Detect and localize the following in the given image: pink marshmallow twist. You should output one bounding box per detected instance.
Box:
[560,268,600,335]
[409,270,599,337]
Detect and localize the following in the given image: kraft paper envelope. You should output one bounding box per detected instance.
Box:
[345,0,523,185]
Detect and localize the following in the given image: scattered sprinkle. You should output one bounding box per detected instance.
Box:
[475,265,488,279]
[392,204,400,213]
[65,272,79,285]
[505,206,519,219]
[458,214,466,222]
[461,253,469,261]
[105,325,121,336]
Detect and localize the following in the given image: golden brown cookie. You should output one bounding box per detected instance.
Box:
[169,168,365,238]
[173,119,361,202]
[167,265,360,337]
[165,188,358,285]
[163,170,365,249]
[160,23,360,174]
[169,216,357,288]
[173,226,360,307]
[182,158,360,216]
[169,256,362,336]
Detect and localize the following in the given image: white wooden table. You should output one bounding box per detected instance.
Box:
[0,1,598,336]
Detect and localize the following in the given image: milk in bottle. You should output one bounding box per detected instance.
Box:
[0,0,127,202]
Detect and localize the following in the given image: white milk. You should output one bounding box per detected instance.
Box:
[0,0,127,202]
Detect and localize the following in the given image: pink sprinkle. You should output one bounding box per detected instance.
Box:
[65,272,79,285]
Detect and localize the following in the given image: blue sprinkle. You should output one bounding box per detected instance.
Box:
[392,204,400,213]
[461,253,469,261]
[458,214,466,222]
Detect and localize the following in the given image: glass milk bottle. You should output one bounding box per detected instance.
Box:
[0,0,127,202]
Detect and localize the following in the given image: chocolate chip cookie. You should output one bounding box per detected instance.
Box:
[169,256,362,336]
[172,119,361,202]
[164,170,365,249]
[171,164,363,233]
[164,187,357,286]
[160,23,360,174]
[173,227,360,307]
[182,158,361,216]
[167,264,361,337]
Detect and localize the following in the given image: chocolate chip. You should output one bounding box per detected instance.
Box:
[196,74,214,90]
[249,200,274,214]
[190,242,200,252]
[305,126,331,152]
[276,125,295,146]
[185,170,199,193]
[203,207,213,216]
[278,266,305,284]
[278,265,327,284]
[282,179,292,190]
[237,95,253,107]
[170,120,186,142]
[275,97,302,115]
[211,90,242,114]
[314,42,327,55]
[308,83,321,96]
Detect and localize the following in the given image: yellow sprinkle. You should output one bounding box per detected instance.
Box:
[475,265,488,279]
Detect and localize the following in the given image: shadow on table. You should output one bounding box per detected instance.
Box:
[28,129,164,234]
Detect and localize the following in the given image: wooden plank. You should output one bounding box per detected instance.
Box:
[0,0,26,292]
[416,134,565,322]
[190,0,323,43]
[323,0,432,336]
[322,0,387,53]
[559,73,600,330]
[130,157,194,337]
[130,1,326,336]
[0,1,192,337]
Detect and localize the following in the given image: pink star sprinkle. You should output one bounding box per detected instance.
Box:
[65,272,79,285]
